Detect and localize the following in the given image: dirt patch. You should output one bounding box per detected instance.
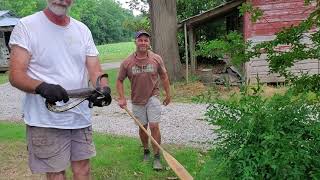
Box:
[261,85,287,97]
[171,81,208,102]
[0,141,45,179]
[170,78,287,103]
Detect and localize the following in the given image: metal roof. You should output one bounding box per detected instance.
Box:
[0,10,19,27]
[0,10,10,17]
[0,17,20,26]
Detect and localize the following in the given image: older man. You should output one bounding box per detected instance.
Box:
[9,0,109,179]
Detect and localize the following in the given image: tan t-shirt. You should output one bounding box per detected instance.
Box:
[118,50,167,105]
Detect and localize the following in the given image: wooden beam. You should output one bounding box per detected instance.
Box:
[184,23,189,83]
[178,0,243,29]
[188,27,196,74]
[0,26,13,32]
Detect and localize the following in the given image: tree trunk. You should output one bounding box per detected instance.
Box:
[148,0,182,81]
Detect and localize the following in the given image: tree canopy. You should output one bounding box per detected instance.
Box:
[0,0,136,45]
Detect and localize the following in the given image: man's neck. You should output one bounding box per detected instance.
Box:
[135,51,148,59]
[43,8,70,26]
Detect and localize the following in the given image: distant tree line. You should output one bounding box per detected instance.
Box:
[0,0,137,45]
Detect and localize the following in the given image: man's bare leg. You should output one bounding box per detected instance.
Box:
[149,122,162,170]
[71,159,91,180]
[139,124,149,149]
[46,171,66,180]
[139,124,150,161]
[149,122,161,154]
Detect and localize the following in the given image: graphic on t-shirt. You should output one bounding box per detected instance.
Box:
[132,64,155,74]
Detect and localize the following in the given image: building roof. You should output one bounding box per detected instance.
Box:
[0,10,10,17]
[178,0,244,28]
[0,10,19,27]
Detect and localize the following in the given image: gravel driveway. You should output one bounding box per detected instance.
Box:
[0,82,216,150]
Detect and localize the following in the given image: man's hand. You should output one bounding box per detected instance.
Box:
[163,95,171,106]
[35,82,69,104]
[118,97,127,109]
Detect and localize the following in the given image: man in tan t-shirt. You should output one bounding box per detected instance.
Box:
[116,30,171,170]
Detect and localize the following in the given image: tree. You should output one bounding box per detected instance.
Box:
[71,0,135,44]
[123,16,151,33]
[0,0,45,17]
[127,0,183,81]
[148,0,182,81]
[126,0,230,81]
[176,0,224,21]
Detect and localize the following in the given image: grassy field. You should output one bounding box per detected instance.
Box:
[0,72,8,84]
[105,68,132,98]
[0,121,209,179]
[97,42,135,64]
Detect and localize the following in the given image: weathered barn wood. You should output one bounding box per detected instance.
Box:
[178,0,244,75]
[245,0,318,83]
[0,10,19,71]
[179,0,319,84]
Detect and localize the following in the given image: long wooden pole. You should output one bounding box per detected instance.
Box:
[124,107,193,180]
[184,23,189,83]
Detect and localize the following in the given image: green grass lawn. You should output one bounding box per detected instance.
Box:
[97,42,135,64]
[0,121,209,179]
[0,72,8,84]
[105,68,131,98]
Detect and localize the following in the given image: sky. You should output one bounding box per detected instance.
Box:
[116,0,141,16]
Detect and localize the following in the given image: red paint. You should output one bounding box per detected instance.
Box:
[244,0,315,39]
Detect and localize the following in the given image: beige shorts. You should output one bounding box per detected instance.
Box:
[132,96,162,126]
[26,125,96,174]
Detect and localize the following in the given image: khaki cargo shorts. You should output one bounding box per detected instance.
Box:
[26,125,96,174]
[132,96,162,126]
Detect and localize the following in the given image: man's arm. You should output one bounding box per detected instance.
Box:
[160,73,171,106]
[116,79,127,108]
[116,79,125,99]
[9,45,42,93]
[116,62,128,108]
[85,56,108,87]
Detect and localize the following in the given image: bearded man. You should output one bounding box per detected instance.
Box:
[9,0,108,179]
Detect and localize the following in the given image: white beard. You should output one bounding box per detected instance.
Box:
[48,3,69,16]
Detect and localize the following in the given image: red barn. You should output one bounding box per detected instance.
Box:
[179,0,319,83]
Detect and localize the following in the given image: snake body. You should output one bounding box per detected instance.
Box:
[46,74,111,112]
[46,88,96,112]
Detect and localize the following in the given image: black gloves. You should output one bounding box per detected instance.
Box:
[35,82,69,104]
[88,86,112,108]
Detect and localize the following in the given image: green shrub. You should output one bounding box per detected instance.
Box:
[289,74,320,94]
[205,92,320,179]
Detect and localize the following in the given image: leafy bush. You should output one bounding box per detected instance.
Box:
[289,74,320,94]
[204,92,320,179]
[196,32,254,67]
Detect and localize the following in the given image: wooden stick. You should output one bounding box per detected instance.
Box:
[124,107,193,180]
